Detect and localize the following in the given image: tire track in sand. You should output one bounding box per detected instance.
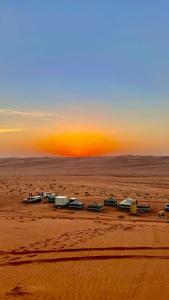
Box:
[1,247,169,267]
[1,254,169,267]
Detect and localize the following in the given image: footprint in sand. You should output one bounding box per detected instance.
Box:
[6,286,30,297]
[27,254,36,258]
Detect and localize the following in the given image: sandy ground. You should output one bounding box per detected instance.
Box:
[0,156,169,300]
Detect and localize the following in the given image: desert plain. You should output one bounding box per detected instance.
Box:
[0,156,169,300]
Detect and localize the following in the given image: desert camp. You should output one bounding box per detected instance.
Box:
[22,191,169,219]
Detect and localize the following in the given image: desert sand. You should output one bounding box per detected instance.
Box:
[0,156,169,300]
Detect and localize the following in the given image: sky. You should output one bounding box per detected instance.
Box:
[0,1,169,156]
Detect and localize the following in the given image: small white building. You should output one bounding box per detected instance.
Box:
[55,196,69,208]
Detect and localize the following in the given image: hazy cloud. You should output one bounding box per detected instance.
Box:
[0,128,27,133]
[0,109,56,118]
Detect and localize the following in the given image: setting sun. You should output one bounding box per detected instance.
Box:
[38,132,117,157]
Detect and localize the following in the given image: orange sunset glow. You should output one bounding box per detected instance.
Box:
[38,132,117,157]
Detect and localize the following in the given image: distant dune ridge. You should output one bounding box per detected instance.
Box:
[0,156,169,175]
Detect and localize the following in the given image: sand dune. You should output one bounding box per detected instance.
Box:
[0,157,169,299]
[1,156,169,175]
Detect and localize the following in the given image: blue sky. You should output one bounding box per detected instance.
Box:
[0,1,169,155]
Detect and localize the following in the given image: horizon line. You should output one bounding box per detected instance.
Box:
[0,155,169,159]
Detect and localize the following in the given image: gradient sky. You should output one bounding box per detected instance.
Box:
[0,1,169,156]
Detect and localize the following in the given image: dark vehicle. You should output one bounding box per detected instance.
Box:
[137,205,151,213]
[42,192,56,199]
[87,202,103,212]
[104,198,117,207]
[22,196,42,204]
[68,200,84,209]
[47,195,56,203]
[164,204,169,212]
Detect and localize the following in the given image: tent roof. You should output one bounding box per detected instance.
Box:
[119,198,134,206]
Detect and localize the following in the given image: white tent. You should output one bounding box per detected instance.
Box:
[119,198,134,206]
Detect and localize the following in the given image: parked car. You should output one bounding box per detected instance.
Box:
[137,204,151,213]
[47,195,56,203]
[104,198,117,207]
[22,196,42,204]
[87,202,103,212]
[164,204,169,212]
[68,200,84,209]
[69,197,78,203]
[42,192,56,199]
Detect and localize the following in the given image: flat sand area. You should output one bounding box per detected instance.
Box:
[0,156,169,300]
